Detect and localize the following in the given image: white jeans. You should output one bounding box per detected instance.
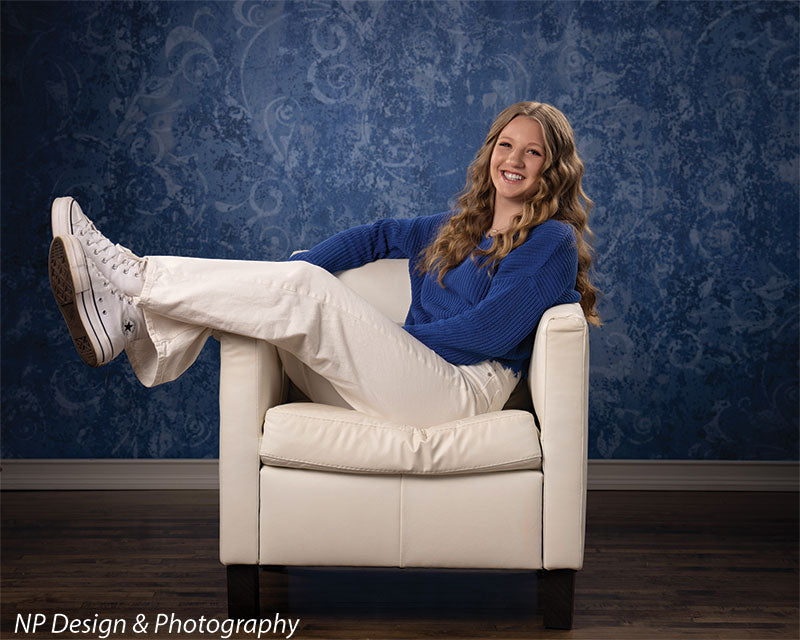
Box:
[126,257,519,426]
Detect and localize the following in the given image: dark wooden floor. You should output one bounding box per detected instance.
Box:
[1,490,797,639]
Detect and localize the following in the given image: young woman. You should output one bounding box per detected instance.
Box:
[48,101,599,426]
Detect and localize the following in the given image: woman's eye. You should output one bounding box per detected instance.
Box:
[528,149,541,156]
[498,141,511,148]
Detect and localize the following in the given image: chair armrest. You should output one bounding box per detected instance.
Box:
[528,303,589,570]
[216,332,285,564]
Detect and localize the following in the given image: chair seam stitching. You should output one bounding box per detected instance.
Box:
[398,476,404,567]
[254,339,263,564]
[257,453,542,474]
[264,410,531,433]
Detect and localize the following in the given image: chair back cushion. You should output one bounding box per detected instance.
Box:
[260,403,542,475]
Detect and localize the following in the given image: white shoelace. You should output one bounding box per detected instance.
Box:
[88,261,135,304]
[80,226,144,278]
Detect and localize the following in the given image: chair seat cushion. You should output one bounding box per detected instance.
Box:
[259,403,542,475]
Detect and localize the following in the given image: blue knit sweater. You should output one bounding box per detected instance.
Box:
[288,212,581,375]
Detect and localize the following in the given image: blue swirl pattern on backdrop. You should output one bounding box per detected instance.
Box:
[1,1,797,460]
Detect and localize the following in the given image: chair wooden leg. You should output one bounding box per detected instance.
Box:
[261,564,290,613]
[542,569,576,629]
[227,565,260,619]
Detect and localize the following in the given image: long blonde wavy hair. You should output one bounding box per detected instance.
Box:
[417,101,601,326]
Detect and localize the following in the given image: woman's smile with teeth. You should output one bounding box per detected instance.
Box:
[502,170,524,182]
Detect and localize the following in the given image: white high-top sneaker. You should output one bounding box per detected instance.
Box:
[51,196,93,238]
[49,234,144,367]
[51,196,144,297]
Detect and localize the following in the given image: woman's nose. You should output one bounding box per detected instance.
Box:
[509,150,525,166]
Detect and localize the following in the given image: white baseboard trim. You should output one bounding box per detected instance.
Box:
[587,459,799,491]
[1,459,797,491]
[0,459,219,490]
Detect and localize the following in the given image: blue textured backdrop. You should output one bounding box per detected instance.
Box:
[1,0,797,460]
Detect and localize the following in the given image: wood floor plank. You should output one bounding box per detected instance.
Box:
[1,490,797,638]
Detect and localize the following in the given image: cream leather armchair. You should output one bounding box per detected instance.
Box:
[215,258,588,630]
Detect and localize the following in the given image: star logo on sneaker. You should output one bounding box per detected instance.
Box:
[123,320,135,334]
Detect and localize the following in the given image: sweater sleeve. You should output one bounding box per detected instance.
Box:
[403,222,578,361]
[287,213,447,273]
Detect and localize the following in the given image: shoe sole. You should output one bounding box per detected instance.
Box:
[51,196,77,238]
[49,235,111,367]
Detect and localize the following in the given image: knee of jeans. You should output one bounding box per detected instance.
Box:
[288,259,335,286]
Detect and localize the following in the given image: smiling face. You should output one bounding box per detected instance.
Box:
[489,115,546,215]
